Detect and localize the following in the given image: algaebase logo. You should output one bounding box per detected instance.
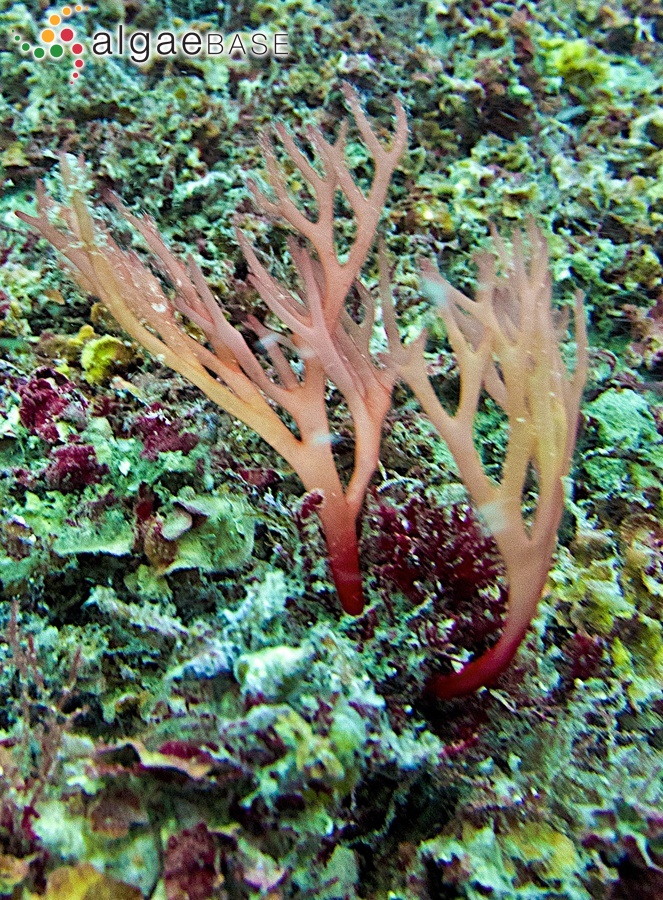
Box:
[12,4,88,84]
[11,4,289,80]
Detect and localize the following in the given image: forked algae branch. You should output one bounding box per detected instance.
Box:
[16,85,407,618]
[384,220,588,697]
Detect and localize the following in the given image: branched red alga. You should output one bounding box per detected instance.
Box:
[17,85,406,618]
[383,220,587,697]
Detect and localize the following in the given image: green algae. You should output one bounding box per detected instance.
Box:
[0,0,662,896]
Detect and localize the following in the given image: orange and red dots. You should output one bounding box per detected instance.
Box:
[17,4,89,84]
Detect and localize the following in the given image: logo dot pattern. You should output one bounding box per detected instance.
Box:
[13,4,88,83]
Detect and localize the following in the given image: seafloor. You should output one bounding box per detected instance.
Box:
[0,0,662,898]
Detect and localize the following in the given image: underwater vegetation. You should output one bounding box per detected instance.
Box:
[0,0,662,898]
[16,89,587,702]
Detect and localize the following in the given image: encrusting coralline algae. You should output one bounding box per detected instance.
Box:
[0,0,662,897]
